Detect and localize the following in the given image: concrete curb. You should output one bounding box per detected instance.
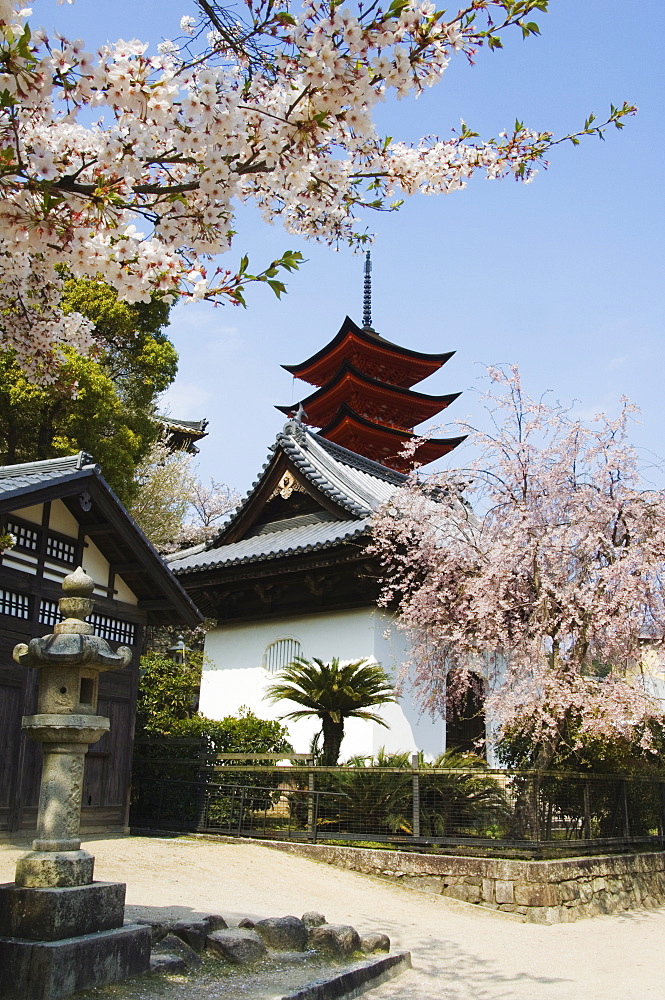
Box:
[278,951,411,1000]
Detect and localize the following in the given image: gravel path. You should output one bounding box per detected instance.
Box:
[1,835,663,1000]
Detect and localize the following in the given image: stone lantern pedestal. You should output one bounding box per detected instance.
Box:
[0,569,151,999]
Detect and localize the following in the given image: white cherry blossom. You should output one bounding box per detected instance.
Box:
[0,0,635,375]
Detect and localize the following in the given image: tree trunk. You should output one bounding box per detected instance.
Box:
[321,716,345,766]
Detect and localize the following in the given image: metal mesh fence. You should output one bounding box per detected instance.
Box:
[130,741,665,855]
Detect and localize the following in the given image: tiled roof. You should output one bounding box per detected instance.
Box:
[0,452,98,497]
[217,423,405,540]
[157,415,208,435]
[170,513,370,574]
[168,423,407,577]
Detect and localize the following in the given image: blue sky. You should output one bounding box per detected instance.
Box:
[42,0,665,492]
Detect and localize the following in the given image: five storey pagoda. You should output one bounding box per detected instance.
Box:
[277,253,465,473]
[169,256,479,762]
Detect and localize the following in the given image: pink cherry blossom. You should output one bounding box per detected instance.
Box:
[371,367,665,758]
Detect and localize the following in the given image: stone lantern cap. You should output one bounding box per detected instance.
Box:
[13,566,132,672]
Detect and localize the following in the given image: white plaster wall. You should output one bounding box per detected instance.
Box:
[113,575,138,605]
[81,538,109,594]
[49,500,79,537]
[201,607,445,760]
[13,503,43,525]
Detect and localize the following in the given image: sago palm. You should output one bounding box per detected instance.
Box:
[266,656,395,765]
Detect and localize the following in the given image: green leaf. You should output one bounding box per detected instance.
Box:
[267,279,286,298]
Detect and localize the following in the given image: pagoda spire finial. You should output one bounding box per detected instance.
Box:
[362,250,372,329]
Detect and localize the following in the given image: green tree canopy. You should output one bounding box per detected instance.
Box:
[136,651,292,754]
[0,277,177,505]
[266,656,395,765]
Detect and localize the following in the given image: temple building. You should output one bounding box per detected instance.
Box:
[169,257,486,758]
[0,452,201,838]
[157,415,209,455]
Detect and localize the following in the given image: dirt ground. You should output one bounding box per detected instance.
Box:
[1,834,663,1000]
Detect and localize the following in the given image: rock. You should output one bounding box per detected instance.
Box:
[308,924,360,956]
[206,928,267,965]
[360,932,390,953]
[134,917,169,944]
[238,917,255,929]
[153,932,202,969]
[302,911,326,928]
[254,916,308,951]
[150,953,187,974]
[172,919,209,953]
[204,914,229,932]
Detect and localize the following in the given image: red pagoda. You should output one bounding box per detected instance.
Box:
[277,255,465,473]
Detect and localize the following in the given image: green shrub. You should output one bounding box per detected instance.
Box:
[132,652,292,829]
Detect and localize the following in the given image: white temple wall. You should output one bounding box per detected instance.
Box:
[201,606,445,761]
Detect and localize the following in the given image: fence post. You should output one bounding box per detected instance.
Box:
[237,787,246,836]
[583,780,592,841]
[622,780,630,839]
[411,753,421,839]
[311,791,320,844]
[195,734,209,832]
[660,783,665,843]
[307,761,316,841]
[532,773,541,845]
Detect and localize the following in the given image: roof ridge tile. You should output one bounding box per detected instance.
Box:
[0,451,98,479]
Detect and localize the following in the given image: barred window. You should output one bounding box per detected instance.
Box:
[7,520,39,552]
[89,613,136,645]
[46,535,77,566]
[263,638,302,674]
[0,589,30,619]
[39,600,61,627]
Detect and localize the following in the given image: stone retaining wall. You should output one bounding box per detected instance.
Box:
[258,841,665,923]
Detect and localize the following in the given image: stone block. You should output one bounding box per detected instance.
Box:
[481,879,495,903]
[134,917,168,944]
[578,881,593,903]
[360,933,390,954]
[307,924,360,956]
[172,919,210,953]
[153,933,202,969]
[301,912,326,928]
[524,906,562,925]
[494,880,514,905]
[206,928,267,964]
[513,883,559,908]
[558,880,580,903]
[150,953,186,974]
[0,923,151,1000]
[14,851,94,890]
[592,877,607,893]
[401,875,443,894]
[203,914,228,933]
[443,883,480,904]
[0,882,125,942]
[253,916,308,951]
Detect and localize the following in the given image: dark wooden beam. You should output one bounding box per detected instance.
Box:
[82,522,115,536]
[111,562,143,575]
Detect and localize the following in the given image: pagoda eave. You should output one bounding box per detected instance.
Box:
[318,406,466,472]
[276,364,460,430]
[283,316,455,389]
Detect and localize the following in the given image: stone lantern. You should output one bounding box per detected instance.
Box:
[0,567,151,999]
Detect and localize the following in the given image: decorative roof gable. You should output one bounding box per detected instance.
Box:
[0,452,201,627]
[167,420,406,578]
